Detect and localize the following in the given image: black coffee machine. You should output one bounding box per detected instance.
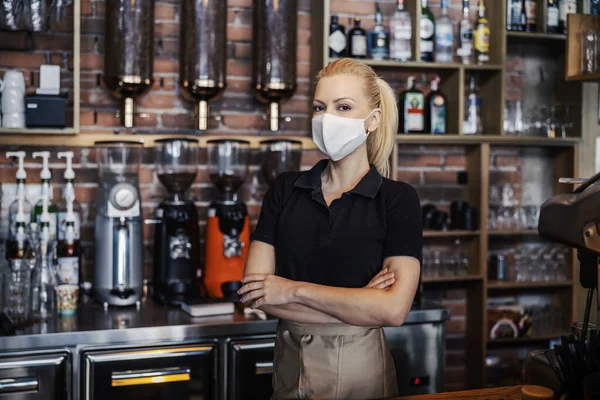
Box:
[153,138,201,305]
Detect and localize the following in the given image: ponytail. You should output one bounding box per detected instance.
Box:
[367,78,398,178]
[317,58,398,178]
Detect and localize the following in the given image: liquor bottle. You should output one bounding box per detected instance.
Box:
[474,0,490,64]
[592,0,600,15]
[32,152,59,241]
[435,0,454,63]
[399,76,425,133]
[524,0,537,32]
[420,0,435,62]
[389,0,412,61]
[560,0,577,34]
[463,73,483,135]
[368,3,390,61]
[56,152,82,287]
[507,0,524,31]
[6,152,31,262]
[426,77,447,134]
[329,15,347,58]
[348,18,368,59]
[457,0,474,64]
[547,0,560,34]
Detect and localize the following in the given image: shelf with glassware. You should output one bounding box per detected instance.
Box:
[0,0,80,135]
[565,13,600,81]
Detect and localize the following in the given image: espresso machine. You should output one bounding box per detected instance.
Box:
[153,138,201,305]
[259,139,302,185]
[204,140,251,298]
[94,141,144,307]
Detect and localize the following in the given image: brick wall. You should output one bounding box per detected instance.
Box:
[0,0,549,392]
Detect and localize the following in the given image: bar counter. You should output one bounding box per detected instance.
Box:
[0,297,448,350]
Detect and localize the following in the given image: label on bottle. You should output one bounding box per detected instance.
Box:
[420,18,435,40]
[405,93,424,131]
[457,28,473,57]
[435,23,454,62]
[464,94,482,134]
[392,17,412,40]
[57,257,79,285]
[351,35,368,56]
[525,1,536,23]
[329,30,347,54]
[369,32,390,60]
[431,96,446,134]
[58,212,81,241]
[560,0,577,22]
[547,7,559,27]
[475,25,490,52]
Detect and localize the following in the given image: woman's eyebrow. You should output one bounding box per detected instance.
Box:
[333,97,355,103]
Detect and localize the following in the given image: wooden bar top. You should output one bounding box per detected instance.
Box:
[397,386,525,399]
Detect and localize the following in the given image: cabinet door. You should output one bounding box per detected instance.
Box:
[0,351,70,400]
[228,338,275,400]
[82,343,217,400]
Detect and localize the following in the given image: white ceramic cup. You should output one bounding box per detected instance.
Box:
[1,87,25,113]
[2,112,25,128]
[0,70,25,92]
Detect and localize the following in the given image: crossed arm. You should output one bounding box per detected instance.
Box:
[239,241,421,327]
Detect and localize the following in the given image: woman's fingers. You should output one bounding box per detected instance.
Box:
[367,272,395,288]
[238,281,264,295]
[241,289,265,305]
[242,274,268,283]
[375,278,395,290]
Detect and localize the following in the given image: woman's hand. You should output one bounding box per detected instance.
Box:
[364,268,395,290]
[238,274,299,308]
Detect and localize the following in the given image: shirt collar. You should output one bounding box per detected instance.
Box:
[294,159,383,199]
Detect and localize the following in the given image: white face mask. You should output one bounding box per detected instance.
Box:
[311,110,376,161]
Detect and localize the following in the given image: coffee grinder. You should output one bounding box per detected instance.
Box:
[259,139,303,185]
[204,139,251,298]
[153,138,201,305]
[94,141,144,307]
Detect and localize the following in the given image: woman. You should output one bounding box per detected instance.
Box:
[238,58,423,399]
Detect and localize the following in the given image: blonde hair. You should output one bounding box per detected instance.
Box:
[316,58,398,178]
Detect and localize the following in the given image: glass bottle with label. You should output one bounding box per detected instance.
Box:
[56,151,82,287]
[547,0,560,34]
[435,0,454,63]
[592,0,600,15]
[507,0,524,31]
[426,77,447,134]
[32,152,58,241]
[368,3,390,60]
[6,152,31,263]
[348,18,368,59]
[474,0,490,65]
[420,0,435,62]
[464,73,483,135]
[560,0,578,34]
[389,0,412,61]
[329,15,347,58]
[457,0,474,64]
[524,0,537,32]
[399,76,425,134]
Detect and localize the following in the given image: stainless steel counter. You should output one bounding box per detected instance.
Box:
[0,298,448,350]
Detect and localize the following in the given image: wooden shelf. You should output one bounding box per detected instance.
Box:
[422,275,483,284]
[488,229,538,236]
[506,31,567,44]
[424,230,479,238]
[566,14,600,81]
[488,281,573,290]
[487,334,564,346]
[397,134,579,146]
[328,58,503,71]
[0,128,76,135]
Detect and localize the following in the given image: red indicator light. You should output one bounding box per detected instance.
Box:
[414,377,420,385]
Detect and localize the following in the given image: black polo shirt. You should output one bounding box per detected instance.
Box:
[251,159,423,288]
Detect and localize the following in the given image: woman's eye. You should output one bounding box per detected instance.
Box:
[338,104,351,111]
[313,105,325,112]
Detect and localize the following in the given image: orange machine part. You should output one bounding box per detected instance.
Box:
[204,215,250,298]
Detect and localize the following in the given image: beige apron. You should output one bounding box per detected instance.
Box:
[271,320,398,400]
